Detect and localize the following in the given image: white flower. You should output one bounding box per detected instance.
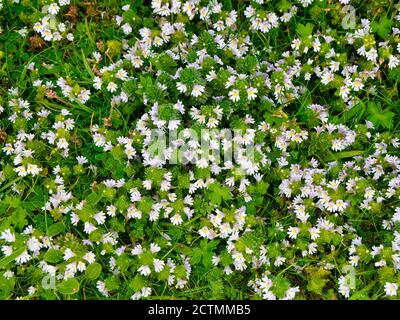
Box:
[1,229,16,243]
[321,71,334,85]
[247,87,258,100]
[77,261,86,272]
[84,222,97,234]
[131,244,143,255]
[1,246,13,256]
[349,255,359,267]
[3,271,14,279]
[28,286,37,295]
[27,237,42,253]
[94,211,106,225]
[131,292,141,300]
[338,275,351,298]
[93,133,106,147]
[78,89,91,103]
[15,166,27,177]
[229,89,240,102]
[171,214,183,225]
[199,226,212,238]
[15,250,31,264]
[339,85,350,100]
[141,287,152,297]
[389,55,400,69]
[115,69,128,81]
[212,256,220,266]
[122,23,132,35]
[142,179,152,190]
[351,78,364,91]
[93,76,103,90]
[83,252,96,264]
[284,287,300,300]
[132,56,143,68]
[107,82,118,93]
[26,163,42,176]
[191,84,205,97]
[48,3,60,15]
[63,248,75,261]
[274,256,286,266]
[291,38,301,50]
[33,22,44,33]
[41,28,53,41]
[150,243,161,253]
[153,259,165,272]
[287,227,300,239]
[384,282,398,297]
[125,146,136,159]
[160,180,171,191]
[96,281,109,297]
[138,265,151,276]
[59,0,71,5]
[76,156,88,164]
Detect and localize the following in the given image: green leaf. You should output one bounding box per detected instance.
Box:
[256,181,269,195]
[0,247,26,268]
[105,275,120,291]
[208,182,232,205]
[202,251,213,268]
[0,276,15,299]
[191,247,203,265]
[371,16,393,38]
[6,195,21,209]
[58,278,80,295]
[220,186,232,201]
[325,150,364,162]
[307,277,329,295]
[47,222,66,237]
[44,249,63,264]
[86,192,103,205]
[349,281,376,300]
[296,23,314,38]
[86,262,102,280]
[11,207,28,229]
[209,192,221,205]
[129,275,145,292]
[367,102,394,129]
[340,102,366,123]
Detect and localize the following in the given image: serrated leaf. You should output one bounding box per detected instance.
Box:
[191,247,202,265]
[11,207,27,229]
[371,16,393,38]
[307,277,329,295]
[367,102,394,129]
[296,22,314,38]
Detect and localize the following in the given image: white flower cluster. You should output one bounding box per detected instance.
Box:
[1,0,400,301]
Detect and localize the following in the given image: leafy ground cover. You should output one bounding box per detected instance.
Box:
[0,0,400,300]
